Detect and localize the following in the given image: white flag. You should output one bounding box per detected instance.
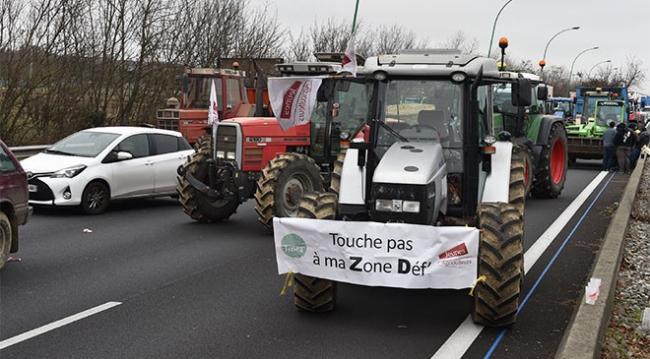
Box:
[268,77,324,132]
[208,79,219,125]
[338,34,357,76]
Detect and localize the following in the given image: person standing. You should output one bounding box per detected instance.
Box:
[614,123,637,173]
[632,126,650,167]
[602,121,617,171]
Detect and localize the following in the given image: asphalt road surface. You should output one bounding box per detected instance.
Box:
[0,159,626,358]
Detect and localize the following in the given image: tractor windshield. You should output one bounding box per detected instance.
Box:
[377,79,463,166]
[595,102,624,126]
[309,79,372,158]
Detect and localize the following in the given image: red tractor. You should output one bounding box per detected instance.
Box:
[175,56,369,229]
[156,59,281,145]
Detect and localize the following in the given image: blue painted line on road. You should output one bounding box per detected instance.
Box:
[484,171,617,358]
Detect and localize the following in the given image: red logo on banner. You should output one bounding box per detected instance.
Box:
[438,243,469,259]
[281,81,302,119]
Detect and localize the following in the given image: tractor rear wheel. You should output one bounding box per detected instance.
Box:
[472,202,524,327]
[293,192,338,312]
[329,149,346,196]
[254,153,323,230]
[176,136,239,222]
[531,122,568,198]
[512,144,533,198]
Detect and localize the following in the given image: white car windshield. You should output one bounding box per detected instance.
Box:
[45,131,120,157]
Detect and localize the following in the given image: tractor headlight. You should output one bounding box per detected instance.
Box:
[216,150,225,159]
[375,199,420,213]
[340,131,351,140]
[226,152,236,160]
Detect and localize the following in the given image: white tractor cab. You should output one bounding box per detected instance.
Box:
[273,51,532,327]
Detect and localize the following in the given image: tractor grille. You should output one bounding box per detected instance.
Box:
[216,125,238,154]
[157,119,179,132]
[244,148,263,168]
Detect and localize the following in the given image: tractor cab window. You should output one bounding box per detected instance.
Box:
[378,79,463,170]
[310,79,371,158]
[184,76,222,109]
[595,102,623,126]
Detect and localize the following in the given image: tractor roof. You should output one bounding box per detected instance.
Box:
[362,53,500,78]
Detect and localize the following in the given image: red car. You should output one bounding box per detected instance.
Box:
[0,140,32,269]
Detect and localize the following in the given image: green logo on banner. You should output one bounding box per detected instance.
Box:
[281,233,307,258]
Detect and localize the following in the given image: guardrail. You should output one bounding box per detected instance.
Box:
[9,145,50,160]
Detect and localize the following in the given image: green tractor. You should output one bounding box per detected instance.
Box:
[492,72,568,198]
[565,99,625,162]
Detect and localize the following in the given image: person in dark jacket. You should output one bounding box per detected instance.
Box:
[613,122,637,173]
[602,121,617,171]
[632,126,650,168]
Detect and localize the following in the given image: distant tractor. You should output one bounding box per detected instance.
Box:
[568,87,628,163]
[156,59,282,145]
[565,99,626,162]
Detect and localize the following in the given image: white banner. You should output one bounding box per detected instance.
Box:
[274,217,479,289]
[268,77,324,131]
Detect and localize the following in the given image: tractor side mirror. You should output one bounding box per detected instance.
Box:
[537,85,548,100]
[317,80,333,102]
[511,78,532,107]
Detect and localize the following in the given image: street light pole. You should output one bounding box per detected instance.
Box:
[588,60,612,79]
[487,0,513,58]
[567,46,599,96]
[542,26,580,63]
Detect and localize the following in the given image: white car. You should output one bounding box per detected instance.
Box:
[21,126,194,214]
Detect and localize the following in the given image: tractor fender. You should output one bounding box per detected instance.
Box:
[532,115,564,166]
[481,141,513,204]
[338,147,366,206]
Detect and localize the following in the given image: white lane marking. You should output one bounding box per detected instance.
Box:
[431,171,608,359]
[0,301,122,350]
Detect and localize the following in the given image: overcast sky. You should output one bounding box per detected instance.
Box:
[253,0,649,93]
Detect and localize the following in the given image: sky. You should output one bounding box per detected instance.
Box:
[252,0,649,94]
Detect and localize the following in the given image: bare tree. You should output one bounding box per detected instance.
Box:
[437,30,479,55]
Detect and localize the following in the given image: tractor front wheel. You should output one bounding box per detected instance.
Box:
[472,202,524,327]
[293,192,338,312]
[176,136,239,222]
[254,153,323,230]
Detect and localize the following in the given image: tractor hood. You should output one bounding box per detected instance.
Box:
[373,141,445,185]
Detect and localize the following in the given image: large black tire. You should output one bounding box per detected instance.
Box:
[512,144,533,198]
[176,136,239,222]
[0,212,11,270]
[472,202,524,327]
[194,133,211,151]
[531,122,568,198]
[509,147,527,217]
[254,153,323,230]
[329,149,346,196]
[293,192,338,312]
[81,181,110,215]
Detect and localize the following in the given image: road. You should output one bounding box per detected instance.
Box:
[0,160,626,358]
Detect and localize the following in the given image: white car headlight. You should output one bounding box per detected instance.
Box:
[51,165,87,178]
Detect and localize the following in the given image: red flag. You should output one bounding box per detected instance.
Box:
[339,34,357,76]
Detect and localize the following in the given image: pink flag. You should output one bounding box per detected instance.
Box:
[339,34,357,76]
[268,77,324,131]
[208,79,219,125]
